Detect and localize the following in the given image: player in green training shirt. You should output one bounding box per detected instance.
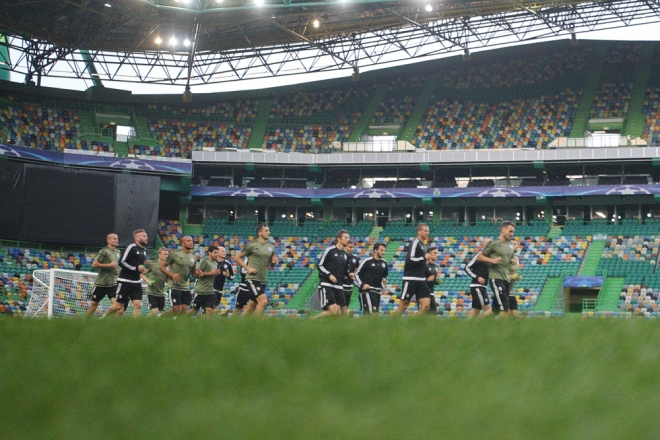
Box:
[236,224,278,316]
[160,236,198,316]
[142,248,169,316]
[86,233,121,318]
[187,245,221,316]
[478,220,516,317]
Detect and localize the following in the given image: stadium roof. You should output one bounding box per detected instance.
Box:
[1,0,659,87]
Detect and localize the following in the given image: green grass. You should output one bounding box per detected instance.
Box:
[2,317,660,439]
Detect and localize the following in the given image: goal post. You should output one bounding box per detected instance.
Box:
[25,269,97,318]
[25,269,168,318]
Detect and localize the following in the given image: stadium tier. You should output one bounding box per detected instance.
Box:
[411,89,580,150]
[3,42,660,157]
[371,75,425,125]
[144,119,252,158]
[0,101,80,151]
[141,100,259,122]
[642,85,660,145]
[440,47,591,89]
[590,82,632,118]
[261,125,349,153]
[269,87,370,124]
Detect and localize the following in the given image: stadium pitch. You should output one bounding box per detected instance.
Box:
[2,317,659,439]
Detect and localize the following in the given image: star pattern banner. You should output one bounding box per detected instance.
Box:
[191,184,660,199]
[0,144,192,175]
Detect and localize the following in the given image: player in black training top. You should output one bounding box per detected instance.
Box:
[425,246,440,314]
[316,230,350,317]
[213,246,234,315]
[465,238,492,318]
[104,229,149,318]
[231,256,249,317]
[395,223,432,315]
[342,240,360,315]
[355,242,388,315]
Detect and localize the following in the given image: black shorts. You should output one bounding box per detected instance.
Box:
[400,280,431,302]
[470,285,490,309]
[192,293,218,310]
[359,289,381,314]
[320,286,342,310]
[235,284,250,310]
[334,289,347,308]
[91,285,117,303]
[490,279,511,312]
[343,286,354,308]
[147,295,165,311]
[244,279,266,302]
[169,289,193,307]
[116,282,143,306]
[508,295,519,311]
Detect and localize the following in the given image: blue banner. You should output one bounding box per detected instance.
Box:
[564,276,605,288]
[191,184,660,199]
[0,144,192,175]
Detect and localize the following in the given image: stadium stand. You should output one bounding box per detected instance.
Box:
[590,82,632,118]
[144,119,252,158]
[269,87,370,124]
[642,85,660,145]
[261,125,348,153]
[0,102,82,151]
[411,89,580,150]
[439,47,591,89]
[261,85,373,153]
[371,75,425,125]
[141,100,259,122]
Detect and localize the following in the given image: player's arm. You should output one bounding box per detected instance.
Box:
[160,256,181,283]
[198,261,219,277]
[382,265,389,290]
[318,246,334,276]
[224,263,235,280]
[92,250,117,269]
[410,241,425,262]
[354,258,368,290]
[464,254,479,279]
[477,245,501,265]
[140,273,154,285]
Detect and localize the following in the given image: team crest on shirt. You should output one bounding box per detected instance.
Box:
[268,247,273,252]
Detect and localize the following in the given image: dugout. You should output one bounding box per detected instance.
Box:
[562,276,605,313]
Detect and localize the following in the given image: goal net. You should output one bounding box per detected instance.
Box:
[25,269,167,318]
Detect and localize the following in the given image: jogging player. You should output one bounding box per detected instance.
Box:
[160,235,198,316]
[478,221,516,317]
[213,246,234,315]
[86,233,120,318]
[105,229,149,317]
[316,230,350,317]
[231,256,249,317]
[395,223,432,315]
[425,246,440,315]
[142,248,169,316]
[236,224,278,316]
[188,245,221,316]
[354,242,388,315]
[342,240,360,315]
[465,238,493,318]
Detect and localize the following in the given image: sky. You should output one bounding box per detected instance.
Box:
[15,21,660,95]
